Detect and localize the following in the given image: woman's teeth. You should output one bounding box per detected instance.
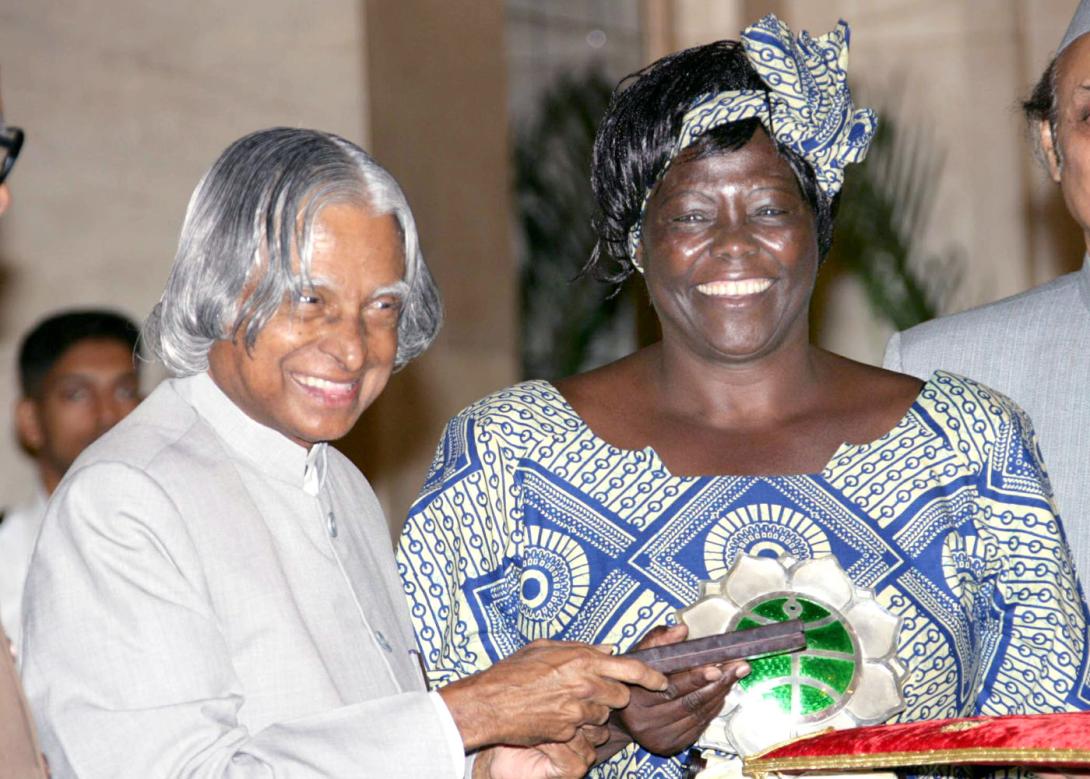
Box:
[696,278,773,296]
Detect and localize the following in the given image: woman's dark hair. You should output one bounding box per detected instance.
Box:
[587,40,838,284]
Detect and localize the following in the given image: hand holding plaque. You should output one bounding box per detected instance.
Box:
[612,620,805,758]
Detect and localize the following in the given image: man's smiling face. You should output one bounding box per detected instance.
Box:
[208,203,406,447]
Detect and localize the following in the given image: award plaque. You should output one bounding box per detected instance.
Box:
[677,554,906,773]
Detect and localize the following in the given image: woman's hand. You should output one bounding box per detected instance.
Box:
[616,624,750,757]
[440,639,667,751]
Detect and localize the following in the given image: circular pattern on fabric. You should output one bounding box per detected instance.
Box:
[704,503,831,579]
[731,593,860,722]
[517,526,591,639]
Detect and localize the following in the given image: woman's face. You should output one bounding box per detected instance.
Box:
[639,129,819,364]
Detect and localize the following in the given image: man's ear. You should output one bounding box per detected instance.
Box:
[15,397,44,453]
[1040,119,1063,183]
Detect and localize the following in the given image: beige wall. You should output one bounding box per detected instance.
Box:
[648,0,1083,363]
[0,1,369,507]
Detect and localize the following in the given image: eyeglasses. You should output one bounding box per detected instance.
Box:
[0,125,24,185]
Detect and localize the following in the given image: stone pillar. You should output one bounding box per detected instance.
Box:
[354,0,517,537]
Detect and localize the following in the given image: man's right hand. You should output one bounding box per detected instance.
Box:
[474,725,609,779]
[439,639,668,751]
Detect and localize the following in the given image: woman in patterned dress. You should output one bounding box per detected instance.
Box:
[398,16,1090,778]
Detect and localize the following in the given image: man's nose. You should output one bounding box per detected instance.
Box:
[318,314,366,372]
[96,395,126,431]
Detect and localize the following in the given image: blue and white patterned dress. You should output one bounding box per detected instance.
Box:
[398,372,1090,778]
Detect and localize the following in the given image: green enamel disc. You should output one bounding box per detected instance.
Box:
[733,594,859,721]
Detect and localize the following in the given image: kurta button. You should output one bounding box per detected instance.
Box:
[327,511,337,538]
[375,631,392,652]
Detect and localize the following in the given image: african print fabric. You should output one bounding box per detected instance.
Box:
[398,372,1090,778]
[625,14,877,260]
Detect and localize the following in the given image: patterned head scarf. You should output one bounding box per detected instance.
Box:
[626,14,878,263]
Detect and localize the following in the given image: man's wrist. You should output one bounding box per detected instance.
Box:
[438,675,492,753]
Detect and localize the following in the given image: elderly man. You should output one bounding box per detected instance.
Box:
[20,128,666,778]
[884,0,1090,585]
[0,309,142,651]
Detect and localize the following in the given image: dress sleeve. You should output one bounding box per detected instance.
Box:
[972,404,1090,714]
[21,461,462,779]
[398,410,526,687]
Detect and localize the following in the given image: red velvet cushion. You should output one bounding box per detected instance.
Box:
[743,712,1090,775]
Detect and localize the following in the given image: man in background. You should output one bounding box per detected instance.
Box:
[884,0,1090,584]
[0,309,141,649]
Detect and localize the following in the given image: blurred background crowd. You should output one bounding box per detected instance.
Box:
[0,0,1081,536]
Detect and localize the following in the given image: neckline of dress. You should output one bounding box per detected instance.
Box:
[531,371,942,481]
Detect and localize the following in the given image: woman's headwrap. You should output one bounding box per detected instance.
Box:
[626,14,878,264]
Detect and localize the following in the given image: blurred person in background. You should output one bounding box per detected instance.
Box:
[400,14,1090,778]
[884,0,1090,586]
[0,72,49,779]
[0,309,141,651]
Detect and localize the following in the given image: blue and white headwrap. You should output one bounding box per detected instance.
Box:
[627,14,878,264]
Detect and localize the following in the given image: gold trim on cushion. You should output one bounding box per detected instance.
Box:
[744,747,1090,777]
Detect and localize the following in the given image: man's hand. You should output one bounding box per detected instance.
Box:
[440,639,667,751]
[616,624,749,757]
[474,726,609,779]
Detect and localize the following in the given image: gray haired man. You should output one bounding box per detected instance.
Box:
[884,0,1090,585]
[20,128,665,778]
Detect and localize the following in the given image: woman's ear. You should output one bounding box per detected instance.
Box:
[1040,119,1063,183]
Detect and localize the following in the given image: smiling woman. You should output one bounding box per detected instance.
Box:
[399,14,1090,779]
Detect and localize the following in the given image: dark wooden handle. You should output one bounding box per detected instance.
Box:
[622,619,807,674]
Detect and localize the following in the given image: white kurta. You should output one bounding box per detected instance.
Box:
[0,487,46,652]
[21,372,463,778]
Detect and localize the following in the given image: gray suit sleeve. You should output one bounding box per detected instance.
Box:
[21,462,459,779]
[882,331,904,371]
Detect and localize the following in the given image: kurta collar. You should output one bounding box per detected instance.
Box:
[183,372,327,492]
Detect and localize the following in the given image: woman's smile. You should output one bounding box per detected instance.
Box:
[695,277,776,298]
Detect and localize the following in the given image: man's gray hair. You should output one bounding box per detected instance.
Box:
[144,127,442,376]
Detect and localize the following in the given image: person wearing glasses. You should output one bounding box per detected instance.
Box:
[0,110,22,211]
[0,86,48,779]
